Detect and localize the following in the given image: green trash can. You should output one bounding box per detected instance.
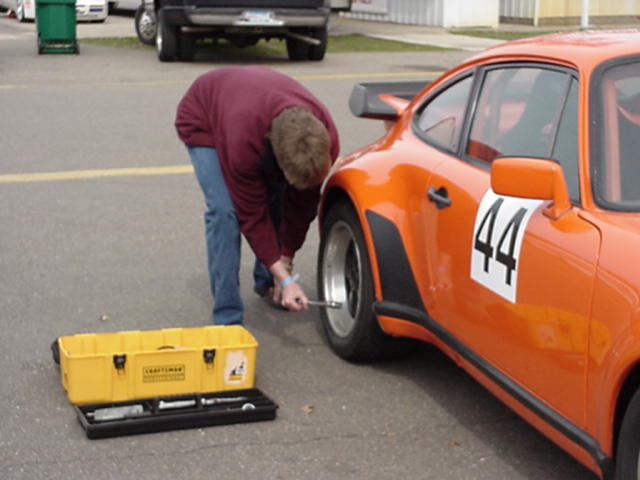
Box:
[35,0,79,54]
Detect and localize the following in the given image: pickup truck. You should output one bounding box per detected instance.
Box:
[135,0,350,62]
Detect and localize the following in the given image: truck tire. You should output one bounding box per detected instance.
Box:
[286,31,309,61]
[156,10,178,62]
[178,34,196,61]
[135,4,157,46]
[308,27,327,61]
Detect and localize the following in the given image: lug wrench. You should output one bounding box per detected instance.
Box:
[297,299,343,309]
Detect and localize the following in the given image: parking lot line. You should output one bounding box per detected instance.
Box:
[0,165,194,184]
[0,71,443,91]
[0,69,444,184]
[294,71,444,80]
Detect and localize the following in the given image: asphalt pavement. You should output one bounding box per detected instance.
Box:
[0,11,599,480]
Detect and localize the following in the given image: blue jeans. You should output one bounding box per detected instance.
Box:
[187,146,276,325]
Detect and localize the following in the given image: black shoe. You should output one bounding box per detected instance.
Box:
[253,284,269,298]
[253,284,287,311]
[51,338,60,365]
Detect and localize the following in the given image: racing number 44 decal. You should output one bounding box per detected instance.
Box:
[471,190,542,303]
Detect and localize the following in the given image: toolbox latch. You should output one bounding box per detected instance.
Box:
[113,354,126,375]
[203,349,216,368]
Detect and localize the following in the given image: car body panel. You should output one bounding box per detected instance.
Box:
[424,155,600,426]
[320,29,640,479]
[113,0,140,10]
[580,210,640,451]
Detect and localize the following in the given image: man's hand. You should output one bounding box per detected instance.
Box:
[280,281,308,311]
[269,257,308,312]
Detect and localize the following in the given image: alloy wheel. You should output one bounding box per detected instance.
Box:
[321,219,362,338]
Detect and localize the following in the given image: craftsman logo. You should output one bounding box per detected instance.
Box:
[142,364,186,383]
[224,351,248,385]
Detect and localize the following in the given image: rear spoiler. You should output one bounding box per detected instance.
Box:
[348,81,430,120]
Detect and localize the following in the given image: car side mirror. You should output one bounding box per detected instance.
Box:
[491,157,572,220]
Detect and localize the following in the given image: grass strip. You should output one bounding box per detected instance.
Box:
[81,33,454,54]
[449,29,563,41]
[81,36,154,49]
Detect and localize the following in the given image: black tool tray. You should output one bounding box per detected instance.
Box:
[74,388,277,439]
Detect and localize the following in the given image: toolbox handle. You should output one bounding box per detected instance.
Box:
[156,345,187,350]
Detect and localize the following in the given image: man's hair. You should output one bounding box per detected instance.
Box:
[269,107,331,189]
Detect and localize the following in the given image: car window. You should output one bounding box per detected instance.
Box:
[594,60,640,209]
[466,67,571,164]
[415,76,473,152]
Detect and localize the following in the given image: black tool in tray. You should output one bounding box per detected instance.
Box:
[74,388,278,439]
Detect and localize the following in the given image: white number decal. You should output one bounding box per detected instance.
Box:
[470,190,542,303]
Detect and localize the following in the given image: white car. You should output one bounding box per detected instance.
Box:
[1,0,36,22]
[110,0,138,10]
[0,0,107,22]
[75,0,107,22]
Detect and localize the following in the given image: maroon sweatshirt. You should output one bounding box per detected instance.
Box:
[175,66,340,269]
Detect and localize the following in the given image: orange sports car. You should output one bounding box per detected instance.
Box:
[317,30,640,479]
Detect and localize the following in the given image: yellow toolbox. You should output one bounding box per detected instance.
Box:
[56,325,257,405]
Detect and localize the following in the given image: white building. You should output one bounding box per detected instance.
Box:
[501,0,640,26]
[345,0,500,27]
[345,0,640,27]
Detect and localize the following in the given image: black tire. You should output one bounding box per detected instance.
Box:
[286,32,309,61]
[178,33,196,61]
[51,339,60,365]
[318,201,412,361]
[308,27,327,61]
[135,4,156,46]
[156,10,177,62]
[615,388,640,479]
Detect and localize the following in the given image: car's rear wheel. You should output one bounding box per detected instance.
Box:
[615,388,640,479]
[135,5,156,46]
[318,201,411,361]
[156,10,177,62]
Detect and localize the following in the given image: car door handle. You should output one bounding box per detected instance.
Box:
[427,186,452,210]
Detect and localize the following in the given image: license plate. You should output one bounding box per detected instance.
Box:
[235,10,283,26]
